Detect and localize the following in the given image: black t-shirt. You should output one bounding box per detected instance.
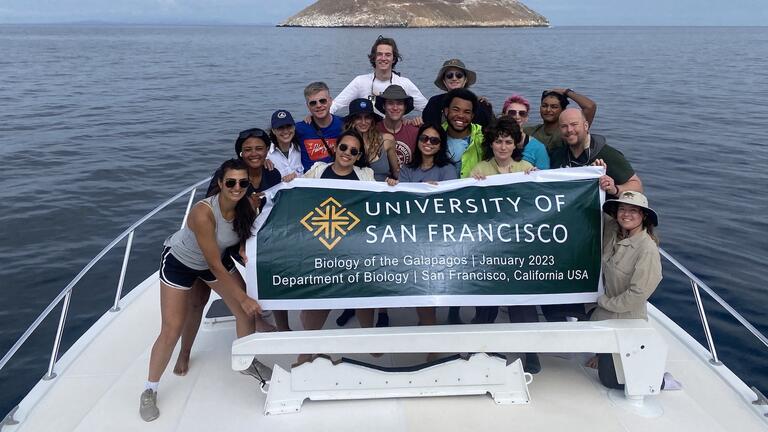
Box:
[320,167,360,180]
[422,93,493,127]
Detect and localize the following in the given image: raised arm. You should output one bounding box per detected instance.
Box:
[551,88,597,125]
[382,133,400,180]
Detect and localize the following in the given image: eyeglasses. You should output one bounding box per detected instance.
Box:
[238,128,267,140]
[224,178,250,189]
[505,110,528,117]
[308,98,329,107]
[337,143,360,156]
[418,135,441,145]
[444,71,464,80]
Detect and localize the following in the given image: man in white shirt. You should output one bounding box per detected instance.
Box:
[330,35,427,117]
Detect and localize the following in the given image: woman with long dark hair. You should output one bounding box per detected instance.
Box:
[140,159,265,422]
[173,129,283,378]
[387,122,456,185]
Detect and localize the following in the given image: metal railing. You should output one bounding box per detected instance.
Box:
[0,177,210,378]
[0,183,766,405]
[658,248,768,365]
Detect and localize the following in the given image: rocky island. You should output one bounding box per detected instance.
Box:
[280,0,549,28]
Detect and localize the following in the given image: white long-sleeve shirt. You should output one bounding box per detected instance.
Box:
[330,72,428,116]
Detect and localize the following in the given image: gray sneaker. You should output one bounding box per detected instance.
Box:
[139,389,159,422]
[240,358,272,382]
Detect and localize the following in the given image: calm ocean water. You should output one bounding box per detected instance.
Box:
[0,25,766,416]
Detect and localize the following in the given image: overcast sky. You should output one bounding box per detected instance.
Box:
[0,0,766,26]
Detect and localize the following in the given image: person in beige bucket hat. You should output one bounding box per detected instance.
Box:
[587,186,663,389]
[422,58,494,128]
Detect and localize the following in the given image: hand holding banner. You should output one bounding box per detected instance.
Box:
[246,166,604,310]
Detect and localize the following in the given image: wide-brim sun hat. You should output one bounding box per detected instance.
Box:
[374,84,414,116]
[434,59,477,92]
[602,190,659,226]
[344,98,382,123]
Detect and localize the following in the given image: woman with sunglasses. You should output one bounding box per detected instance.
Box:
[344,98,399,181]
[501,94,550,170]
[421,59,493,127]
[173,129,283,377]
[387,122,456,185]
[303,129,374,180]
[141,159,266,422]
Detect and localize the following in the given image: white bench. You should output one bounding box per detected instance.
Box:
[232,320,667,414]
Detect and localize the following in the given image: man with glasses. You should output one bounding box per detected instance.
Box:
[296,81,344,171]
[525,88,597,154]
[330,36,427,117]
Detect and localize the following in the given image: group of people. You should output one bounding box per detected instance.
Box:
[139,35,663,422]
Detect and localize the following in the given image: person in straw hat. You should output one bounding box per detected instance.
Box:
[422,58,494,127]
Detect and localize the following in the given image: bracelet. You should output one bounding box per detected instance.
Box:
[613,185,620,195]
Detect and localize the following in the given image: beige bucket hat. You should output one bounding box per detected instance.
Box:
[434,59,477,91]
[602,190,659,226]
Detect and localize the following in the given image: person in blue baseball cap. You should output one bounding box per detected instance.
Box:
[267,109,303,182]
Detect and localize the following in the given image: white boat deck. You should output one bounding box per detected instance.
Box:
[6,273,767,432]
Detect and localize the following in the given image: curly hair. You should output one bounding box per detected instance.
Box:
[481,117,524,162]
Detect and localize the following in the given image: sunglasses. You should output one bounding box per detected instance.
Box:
[308,98,329,107]
[238,128,267,140]
[337,143,360,156]
[505,110,528,117]
[418,135,441,145]
[224,178,250,189]
[444,71,464,80]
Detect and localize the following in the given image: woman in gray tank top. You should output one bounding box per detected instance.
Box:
[141,159,263,422]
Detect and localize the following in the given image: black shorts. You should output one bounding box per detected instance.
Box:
[159,246,235,290]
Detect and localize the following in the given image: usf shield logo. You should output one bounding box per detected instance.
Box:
[300,197,360,250]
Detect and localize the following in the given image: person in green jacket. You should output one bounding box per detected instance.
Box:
[441,88,484,179]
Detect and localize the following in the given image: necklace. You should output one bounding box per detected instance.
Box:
[566,146,591,167]
[370,73,393,101]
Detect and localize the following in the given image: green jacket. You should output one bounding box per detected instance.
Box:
[442,122,485,178]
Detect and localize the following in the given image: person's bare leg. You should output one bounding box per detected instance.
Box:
[174,280,210,376]
[296,310,330,365]
[416,307,437,326]
[206,273,255,338]
[274,310,290,331]
[356,309,375,327]
[148,283,191,383]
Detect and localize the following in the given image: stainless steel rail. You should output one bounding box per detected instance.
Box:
[0,178,210,374]
[659,248,768,363]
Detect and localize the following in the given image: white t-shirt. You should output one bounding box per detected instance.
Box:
[330,72,428,116]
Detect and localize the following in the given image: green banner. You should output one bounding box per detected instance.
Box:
[246,167,603,309]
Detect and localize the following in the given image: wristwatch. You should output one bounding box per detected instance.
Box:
[565,88,574,96]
